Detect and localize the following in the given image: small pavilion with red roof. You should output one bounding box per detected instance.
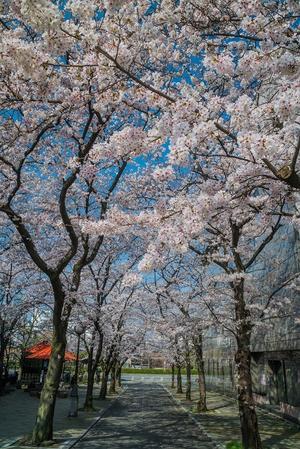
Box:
[21,341,76,386]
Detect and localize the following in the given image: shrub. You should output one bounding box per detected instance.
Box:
[226,441,243,449]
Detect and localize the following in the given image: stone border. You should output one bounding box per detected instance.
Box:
[257,404,300,429]
[1,437,20,448]
[161,384,226,449]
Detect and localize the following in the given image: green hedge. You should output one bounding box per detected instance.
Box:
[226,441,243,449]
[121,368,198,375]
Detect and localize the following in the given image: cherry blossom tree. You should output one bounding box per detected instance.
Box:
[0,230,47,393]
[131,136,299,449]
[72,236,143,410]
[0,0,177,442]
[87,69,298,449]
[84,3,299,447]
[148,4,299,447]
[145,254,210,410]
[97,286,144,399]
[1,2,299,448]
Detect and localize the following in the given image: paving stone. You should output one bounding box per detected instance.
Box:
[74,383,218,449]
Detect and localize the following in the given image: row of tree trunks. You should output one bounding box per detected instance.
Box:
[172,333,207,410]
[173,323,260,449]
[181,332,260,449]
[99,357,122,399]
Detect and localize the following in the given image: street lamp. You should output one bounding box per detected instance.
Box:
[68,324,85,418]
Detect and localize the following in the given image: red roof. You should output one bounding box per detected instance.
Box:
[25,341,76,361]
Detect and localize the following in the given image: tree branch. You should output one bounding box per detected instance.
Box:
[244,215,282,270]
[0,205,51,275]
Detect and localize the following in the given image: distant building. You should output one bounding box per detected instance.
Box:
[127,351,167,369]
[203,225,300,423]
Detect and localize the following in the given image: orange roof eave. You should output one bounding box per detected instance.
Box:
[25,342,77,362]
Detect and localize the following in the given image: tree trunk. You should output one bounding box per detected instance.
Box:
[83,332,103,410]
[193,333,207,412]
[171,363,175,388]
[235,339,262,449]
[234,280,262,449]
[83,347,95,411]
[31,282,67,445]
[0,330,9,394]
[99,370,109,400]
[229,360,235,390]
[185,357,192,401]
[109,361,116,394]
[31,334,66,444]
[0,338,7,394]
[116,361,122,388]
[176,365,183,394]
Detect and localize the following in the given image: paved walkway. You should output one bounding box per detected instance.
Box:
[73,383,216,449]
[0,385,111,448]
[2,378,299,448]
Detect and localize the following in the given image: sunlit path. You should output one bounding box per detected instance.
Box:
[74,383,216,449]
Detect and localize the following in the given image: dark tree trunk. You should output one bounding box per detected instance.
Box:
[235,338,262,449]
[185,356,192,401]
[176,365,183,394]
[109,361,116,394]
[193,333,207,412]
[99,343,116,400]
[2,137,110,445]
[99,370,109,400]
[0,335,7,366]
[0,334,8,394]
[171,363,175,388]
[83,332,103,411]
[31,332,66,444]
[116,361,122,388]
[83,347,95,411]
[234,280,262,449]
[229,360,235,390]
[31,282,67,445]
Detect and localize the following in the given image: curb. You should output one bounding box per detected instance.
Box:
[161,384,226,449]
[0,438,20,448]
[257,404,300,429]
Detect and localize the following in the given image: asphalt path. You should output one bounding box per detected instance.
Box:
[73,382,216,449]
